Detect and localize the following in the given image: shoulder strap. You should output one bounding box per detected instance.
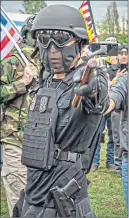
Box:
[11,54,26,68]
[17,93,28,130]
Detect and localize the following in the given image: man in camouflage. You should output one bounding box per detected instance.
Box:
[0,15,39,217]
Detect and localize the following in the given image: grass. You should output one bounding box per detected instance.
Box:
[1,141,126,217]
[1,178,9,218]
[87,143,126,217]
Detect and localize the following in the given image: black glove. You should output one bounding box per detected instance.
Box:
[73,66,98,97]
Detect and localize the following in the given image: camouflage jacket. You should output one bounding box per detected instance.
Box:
[0,45,40,147]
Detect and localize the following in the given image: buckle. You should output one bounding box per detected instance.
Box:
[54,149,62,159]
[54,149,81,162]
[68,152,80,162]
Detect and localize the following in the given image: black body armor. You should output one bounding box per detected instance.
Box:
[22,70,102,173]
[22,82,67,170]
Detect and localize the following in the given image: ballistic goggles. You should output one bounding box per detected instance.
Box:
[37,30,77,48]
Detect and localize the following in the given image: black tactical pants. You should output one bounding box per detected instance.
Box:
[21,197,96,217]
[21,161,97,217]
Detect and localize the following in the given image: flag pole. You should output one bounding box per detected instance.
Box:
[1,24,29,65]
[87,0,97,36]
[1,6,21,34]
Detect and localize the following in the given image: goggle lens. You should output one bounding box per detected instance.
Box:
[37,30,74,47]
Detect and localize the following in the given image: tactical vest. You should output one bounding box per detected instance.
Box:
[21,81,68,170]
[22,71,103,173]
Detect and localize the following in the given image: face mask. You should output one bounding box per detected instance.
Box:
[38,40,80,74]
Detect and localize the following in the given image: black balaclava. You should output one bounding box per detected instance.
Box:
[37,35,81,74]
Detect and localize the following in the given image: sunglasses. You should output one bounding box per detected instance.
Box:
[37,30,76,48]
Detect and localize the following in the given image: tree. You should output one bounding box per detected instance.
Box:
[96,18,109,41]
[22,0,47,14]
[117,33,128,44]
[96,1,127,44]
[99,2,120,37]
[122,16,125,34]
[113,2,120,33]
[106,5,112,35]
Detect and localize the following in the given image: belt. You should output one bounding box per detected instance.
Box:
[54,148,90,170]
[54,149,81,162]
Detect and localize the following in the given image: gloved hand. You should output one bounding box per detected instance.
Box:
[73,66,98,98]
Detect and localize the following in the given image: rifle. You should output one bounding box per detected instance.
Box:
[72,45,108,108]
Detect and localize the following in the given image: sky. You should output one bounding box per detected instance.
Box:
[1,1,128,23]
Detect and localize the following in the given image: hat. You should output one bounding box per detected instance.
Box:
[118,45,128,54]
[105,37,117,43]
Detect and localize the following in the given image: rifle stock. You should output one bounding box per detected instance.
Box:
[72,59,97,108]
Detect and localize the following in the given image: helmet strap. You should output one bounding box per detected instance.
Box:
[31,46,39,58]
[70,53,81,69]
[70,40,86,69]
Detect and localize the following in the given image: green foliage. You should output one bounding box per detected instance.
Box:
[22,0,47,14]
[98,32,128,45]
[97,1,128,44]
[117,33,128,44]
[112,1,120,33]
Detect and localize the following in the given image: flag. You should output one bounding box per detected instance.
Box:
[0,7,22,60]
[79,1,97,42]
[6,12,31,31]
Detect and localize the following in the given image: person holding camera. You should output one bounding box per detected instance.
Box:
[108,45,128,177]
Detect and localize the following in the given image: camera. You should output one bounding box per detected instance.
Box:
[89,42,118,56]
[120,64,128,71]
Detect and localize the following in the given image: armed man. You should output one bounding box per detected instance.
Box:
[0,14,39,217]
[20,5,109,217]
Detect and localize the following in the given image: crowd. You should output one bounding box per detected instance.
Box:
[0,4,128,218]
[92,42,128,177]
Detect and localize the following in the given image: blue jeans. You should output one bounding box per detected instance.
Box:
[93,114,114,166]
[122,158,128,216]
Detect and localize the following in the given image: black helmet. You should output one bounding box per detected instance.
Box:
[21,14,36,39]
[31,5,88,41]
[21,14,37,46]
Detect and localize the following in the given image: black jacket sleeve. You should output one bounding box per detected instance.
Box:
[109,73,127,109]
